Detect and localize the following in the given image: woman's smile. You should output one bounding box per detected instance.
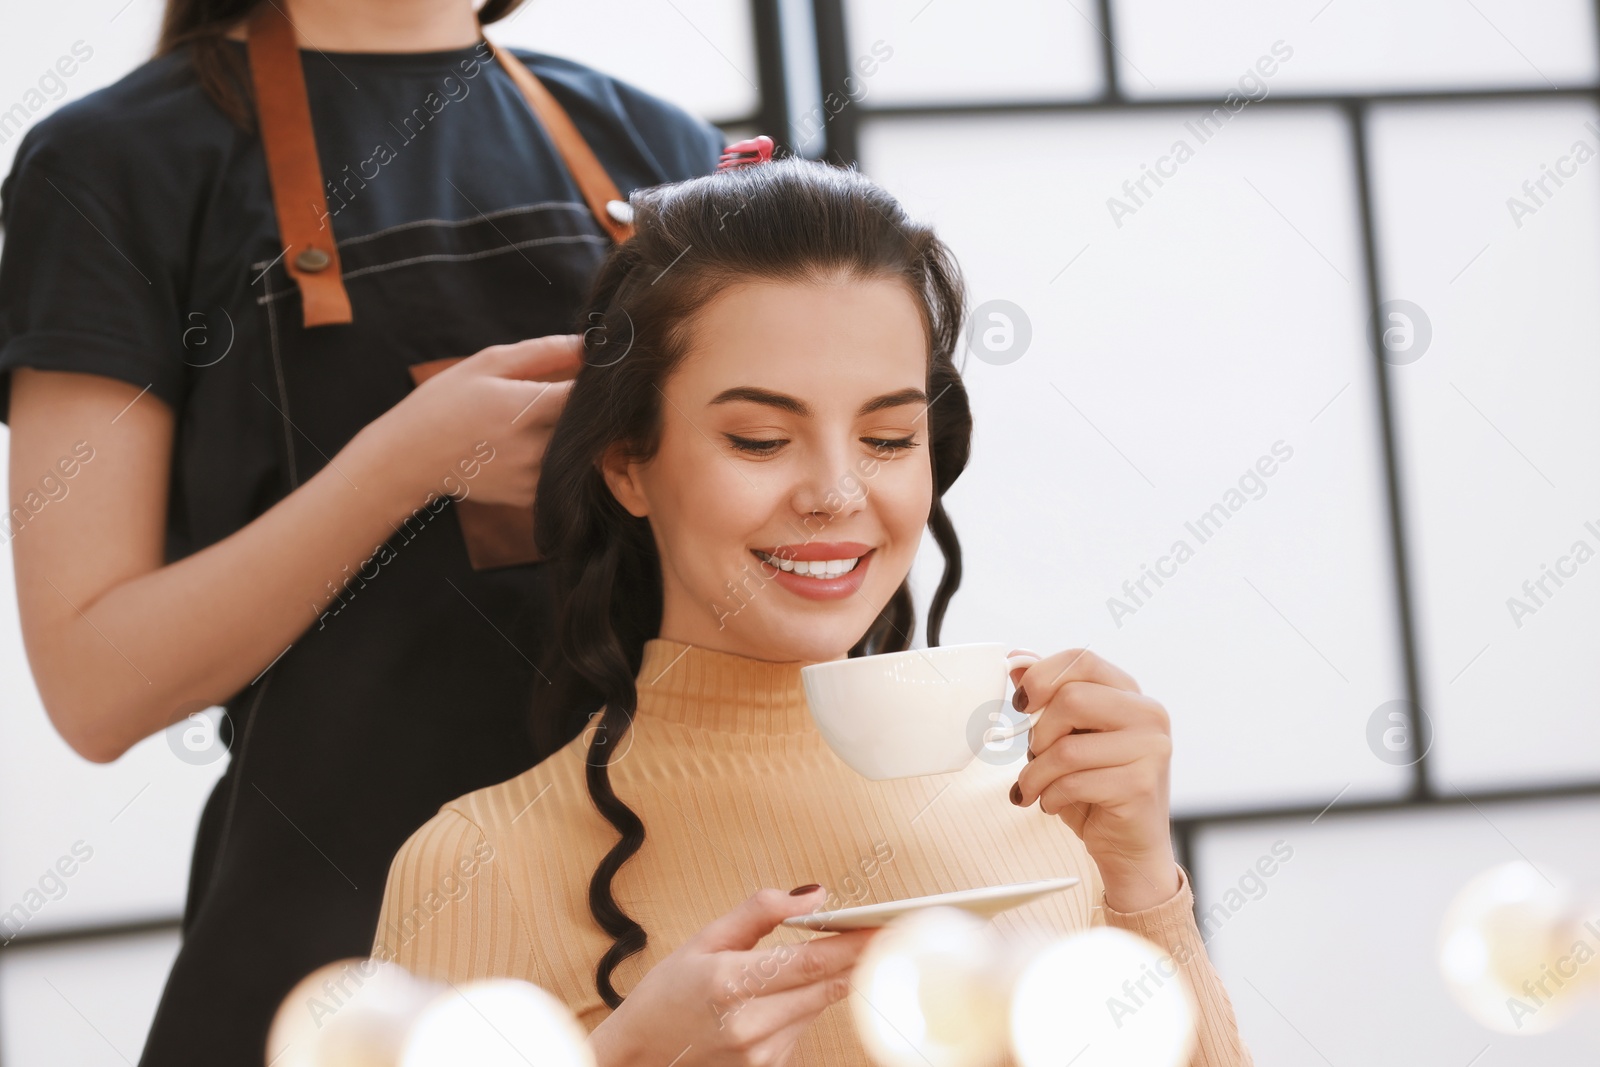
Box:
[751,542,875,600]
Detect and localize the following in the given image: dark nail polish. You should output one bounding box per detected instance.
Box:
[1009,782,1024,806]
[1013,687,1029,713]
[789,883,821,896]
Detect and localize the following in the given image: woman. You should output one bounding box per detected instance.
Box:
[373,158,1255,1065]
[0,1,724,1063]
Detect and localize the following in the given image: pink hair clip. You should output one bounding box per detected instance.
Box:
[717,135,775,170]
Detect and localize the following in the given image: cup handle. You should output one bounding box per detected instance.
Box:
[985,652,1042,744]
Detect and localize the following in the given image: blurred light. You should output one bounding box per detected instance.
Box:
[1010,928,1196,1067]
[400,978,594,1067]
[266,958,437,1067]
[850,905,1012,1067]
[1438,861,1600,1034]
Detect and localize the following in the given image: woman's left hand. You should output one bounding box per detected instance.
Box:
[1007,647,1181,912]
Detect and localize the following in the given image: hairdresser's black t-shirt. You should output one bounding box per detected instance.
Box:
[0,38,722,1066]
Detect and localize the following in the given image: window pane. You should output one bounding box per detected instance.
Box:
[1367,100,1600,791]
[1113,0,1598,97]
[844,0,1103,106]
[861,108,1410,814]
[0,930,178,1066]
[488,0,758,123]
[1194,799,1600,1063]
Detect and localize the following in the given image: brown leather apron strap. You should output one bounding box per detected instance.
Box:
[488,42,637,245]
[246,1,352,327]
[245,10,635,330]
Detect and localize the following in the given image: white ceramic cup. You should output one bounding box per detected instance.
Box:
[799,642,1041,780]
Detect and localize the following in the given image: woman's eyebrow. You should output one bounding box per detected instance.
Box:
[708,386,929,418]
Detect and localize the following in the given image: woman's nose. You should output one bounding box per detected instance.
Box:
[787,441,867,520]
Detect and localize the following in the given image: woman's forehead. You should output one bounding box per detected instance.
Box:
[669,277,927,404]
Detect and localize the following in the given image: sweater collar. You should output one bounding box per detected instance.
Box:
[634,638,827,735]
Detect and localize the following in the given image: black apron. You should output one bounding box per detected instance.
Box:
[137,8,643,1064]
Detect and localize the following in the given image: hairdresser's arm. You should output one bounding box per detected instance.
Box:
[5,337,579,763]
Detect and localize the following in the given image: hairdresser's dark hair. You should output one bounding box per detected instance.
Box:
[157,0,529,130]
[532,157,973,1008]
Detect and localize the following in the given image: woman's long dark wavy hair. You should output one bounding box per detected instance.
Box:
[158,0,529,129]
[531,157,974,1008]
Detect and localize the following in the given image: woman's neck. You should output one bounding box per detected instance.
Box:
[635,638,821,735]
[225,0,482,51]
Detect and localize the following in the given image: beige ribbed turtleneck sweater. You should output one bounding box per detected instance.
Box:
[373,639,1253,1065]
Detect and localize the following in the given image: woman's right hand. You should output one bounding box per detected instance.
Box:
[589,886,879,1067]
[358,334,584,510]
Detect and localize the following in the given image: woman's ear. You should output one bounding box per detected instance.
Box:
[598,442,650,518]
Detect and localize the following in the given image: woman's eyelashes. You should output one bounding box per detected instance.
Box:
[723,433,784,455]
[722,433,921,456]
[863,435,920,455]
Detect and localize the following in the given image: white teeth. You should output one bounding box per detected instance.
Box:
[756,550,861,577]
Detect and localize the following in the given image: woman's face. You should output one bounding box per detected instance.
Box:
[602,274,934,664]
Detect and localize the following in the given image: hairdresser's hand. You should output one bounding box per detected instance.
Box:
[1007,647,1181,913]
[357,335,583,510]
[588,886,877,1067]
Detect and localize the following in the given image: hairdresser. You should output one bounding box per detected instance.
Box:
[0,0,724,1062]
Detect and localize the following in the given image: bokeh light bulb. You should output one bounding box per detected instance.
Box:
[1010,928,1196,1067]
[850,905,1011,1067]
[400,978,594,1067]
[1438,860,1600,1034]
[266,957,438,1067]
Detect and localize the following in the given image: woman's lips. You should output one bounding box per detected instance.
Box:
[752,540,873,562]
[750,544,875,601]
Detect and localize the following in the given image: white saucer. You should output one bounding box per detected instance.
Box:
[781,877,1082,932]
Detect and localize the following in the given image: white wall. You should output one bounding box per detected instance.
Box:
[871,0,1600,1060]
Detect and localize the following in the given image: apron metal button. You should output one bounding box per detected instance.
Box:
[294,247,331,272]
[605,200,634,225]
